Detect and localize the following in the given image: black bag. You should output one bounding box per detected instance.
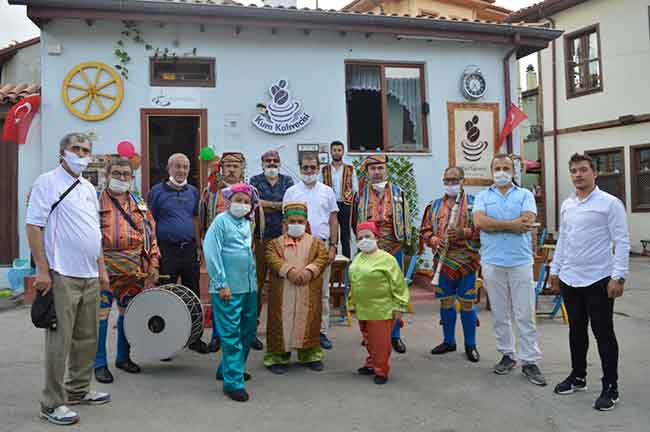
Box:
[31,289,57,330]
[29,179,80,330]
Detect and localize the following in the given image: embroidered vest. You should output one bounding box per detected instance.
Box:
[322,164,354,205]
[429,193,479,253]
[357,183,408,242]
[98,190,153,257]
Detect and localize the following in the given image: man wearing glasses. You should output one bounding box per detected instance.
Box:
[283,153,339,351]
[420,167,481,363]
[250,150,294,349]
[94,158,160,384]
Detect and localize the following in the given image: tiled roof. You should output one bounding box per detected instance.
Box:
[0,37,40,61]
[505,0,590,23]
[0,83,40,105]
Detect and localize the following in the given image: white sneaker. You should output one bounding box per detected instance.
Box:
[39,405,80,425]
[69,390,111,406]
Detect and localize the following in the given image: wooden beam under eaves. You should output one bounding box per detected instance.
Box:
[234,24,241,35]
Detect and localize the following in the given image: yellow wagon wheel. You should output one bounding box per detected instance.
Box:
[62,62,123,121]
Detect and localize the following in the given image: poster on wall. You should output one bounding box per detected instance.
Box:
[447,102,499,186]
[253,79,311,135]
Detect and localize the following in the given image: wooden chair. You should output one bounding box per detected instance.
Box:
[535,245,568,324]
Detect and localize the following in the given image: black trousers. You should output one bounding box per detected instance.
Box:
[337,202,352,258]
[159,240,201,300]
[560,277,619,384]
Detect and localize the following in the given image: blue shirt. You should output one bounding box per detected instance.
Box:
[474,185,537,267]
[147,182,199,243]
[250,173,294,239]
[203,211,256,294]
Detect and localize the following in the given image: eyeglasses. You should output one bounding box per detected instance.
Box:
[110,171,132,179]
[264,158,280,163]
[301,165,318,172]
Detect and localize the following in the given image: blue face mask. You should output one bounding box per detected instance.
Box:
[494,171,512,186]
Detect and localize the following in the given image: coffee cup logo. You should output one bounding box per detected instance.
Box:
[461,115,488,162]
[253,79,311,135]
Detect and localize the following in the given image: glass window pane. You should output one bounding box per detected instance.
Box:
[639,149,650,171]
[384,67,424,151]
[345,64,383,152]
[588,31,599,60]
[588,60,601,89]
[571,65,584,91]
[571,37,582,63]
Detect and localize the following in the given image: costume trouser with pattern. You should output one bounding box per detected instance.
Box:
[359,319,394,378]
[437,272,478,348]
[42,273,99,409]
[95,277,141,369]
[211,291,257,391]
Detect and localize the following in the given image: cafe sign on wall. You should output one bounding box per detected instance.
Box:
[253,79,311,135]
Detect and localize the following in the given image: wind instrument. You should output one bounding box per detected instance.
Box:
[431,191,463,285]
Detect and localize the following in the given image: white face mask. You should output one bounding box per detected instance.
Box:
[109,178,131,194]
[357,238,378,254]
[301,174,318,185]
[229,203,251,218]
[287,223,306,238]
[493,171,513,187]
[168,176,187,188]
[264,167,279,178]
[371,181,387,192]
[63,150,91,175]
[444,184,461,197]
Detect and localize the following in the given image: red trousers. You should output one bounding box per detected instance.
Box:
[359,319,394,378]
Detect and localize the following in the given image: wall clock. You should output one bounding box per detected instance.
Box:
[461,65,487,100]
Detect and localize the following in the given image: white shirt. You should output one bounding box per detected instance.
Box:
[25,165,102,278]
[283,182,339,240]
[320,163,358,202]
[550,187,630,287]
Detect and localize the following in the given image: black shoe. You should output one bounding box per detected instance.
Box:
[160,358,172,362]
[554,374,587,395]
[522,364,547,386]
[208,336,221,353]
[430,342,457,355]
[115,359,141,374]
[357,367,374,376]
[305,361,324,371]
[320,333,333,350]
[224,389,249,402]
[189,340,210,354]
[392,338,406,354]
[251,336,264,351]
[94,366,114,384]
[594,381,619,411]
[216,371,251,381]
[465,346,480,363]
[374,375,388,385]
[267,364,288,375]
[494,355,517,375]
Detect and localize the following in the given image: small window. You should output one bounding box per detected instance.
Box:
[631,144,650,212]
[150,57,215,87]
[345,62,428,153]
[564,24,603,98]
[586,148,625,205]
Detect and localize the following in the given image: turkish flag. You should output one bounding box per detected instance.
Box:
[497,103,528,151]
[2,95,41,145]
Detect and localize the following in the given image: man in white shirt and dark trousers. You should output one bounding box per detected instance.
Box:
[283,152,339,351]
[26,133,111,426]
[550,153,630,411]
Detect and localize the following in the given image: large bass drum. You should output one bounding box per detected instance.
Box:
[124,283,204,360]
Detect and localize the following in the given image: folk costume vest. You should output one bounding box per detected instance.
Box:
[322,164,354,205]
[428,193,480,253]
[357,183,409,242]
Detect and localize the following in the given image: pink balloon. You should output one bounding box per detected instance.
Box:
[117,140,136,158]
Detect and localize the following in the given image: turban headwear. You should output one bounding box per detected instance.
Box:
[361,154,388,172]
[357,221,379,236]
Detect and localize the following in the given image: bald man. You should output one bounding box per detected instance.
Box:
[147,153,209,353]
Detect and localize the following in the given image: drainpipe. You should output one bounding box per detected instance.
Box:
[503,33,520,154]
[548,17,559,232]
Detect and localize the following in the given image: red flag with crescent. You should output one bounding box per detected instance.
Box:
[497,103,528,151]
[2,95,41,144]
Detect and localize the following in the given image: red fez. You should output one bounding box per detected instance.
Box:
[357,221,379,236]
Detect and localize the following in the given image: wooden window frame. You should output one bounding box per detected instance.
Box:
[586,147,625,206]
[345,60,429,154]
[150,57,216,87]
[631,143,650,213]
[564,24,603,99]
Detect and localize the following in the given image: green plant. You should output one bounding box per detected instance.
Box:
[353,155,422,256]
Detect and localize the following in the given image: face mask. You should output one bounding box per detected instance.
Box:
[264,167,279,178]
[287,223,306,238]
[63,150,91,175]
[444,184,461,197]
[371,181,387,192]
[493,171,512,187]
[357,238,378,253]
[229,203,251,218]
[168,176,187,188]
[301,174,318,185]
[109,178,131,194]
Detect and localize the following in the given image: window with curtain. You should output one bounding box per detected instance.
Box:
[631,144,650,212]
[564,24,603,98]
[345,62,428,153]
[586,148,625,205]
